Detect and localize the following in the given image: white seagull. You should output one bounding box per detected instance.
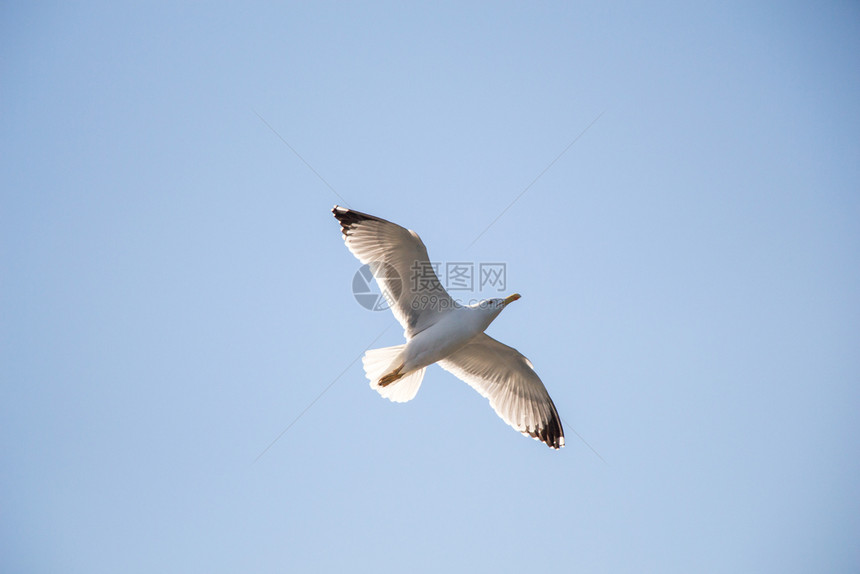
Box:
[333,206,564,449]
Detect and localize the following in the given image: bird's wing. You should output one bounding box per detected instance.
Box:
[333,206,455,336]
[438,333,565,449]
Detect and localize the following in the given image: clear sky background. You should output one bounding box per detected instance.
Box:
[2,2,859,573]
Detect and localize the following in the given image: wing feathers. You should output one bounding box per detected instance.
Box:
[439,333,564,449]
[333,206,454,336]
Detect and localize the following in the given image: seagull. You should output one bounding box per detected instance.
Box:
[332,205,564,449]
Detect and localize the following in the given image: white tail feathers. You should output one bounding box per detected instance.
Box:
[377,367,425,403]
[362,344,405,382]
[362,345,425,403]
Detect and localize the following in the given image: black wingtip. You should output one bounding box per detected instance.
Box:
[331,205,389,238]
[530,414,565,450]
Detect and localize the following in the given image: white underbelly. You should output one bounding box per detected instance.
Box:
[402,312,482,371]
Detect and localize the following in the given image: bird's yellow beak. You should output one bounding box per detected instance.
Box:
[503,293,521,306]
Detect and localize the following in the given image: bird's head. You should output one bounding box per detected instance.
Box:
[470,293,521,331]
[477,293,521,311]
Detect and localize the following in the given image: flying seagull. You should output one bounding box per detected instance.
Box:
[332,206,564,449]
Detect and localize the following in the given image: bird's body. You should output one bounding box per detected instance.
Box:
[399,309,480,375]
[332,205,564,449]
[378,298,513,384]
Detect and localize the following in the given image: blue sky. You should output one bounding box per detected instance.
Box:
[2,2,859,572]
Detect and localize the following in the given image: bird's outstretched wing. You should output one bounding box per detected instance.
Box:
[333,206,455,337]
[438,333,565,449]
